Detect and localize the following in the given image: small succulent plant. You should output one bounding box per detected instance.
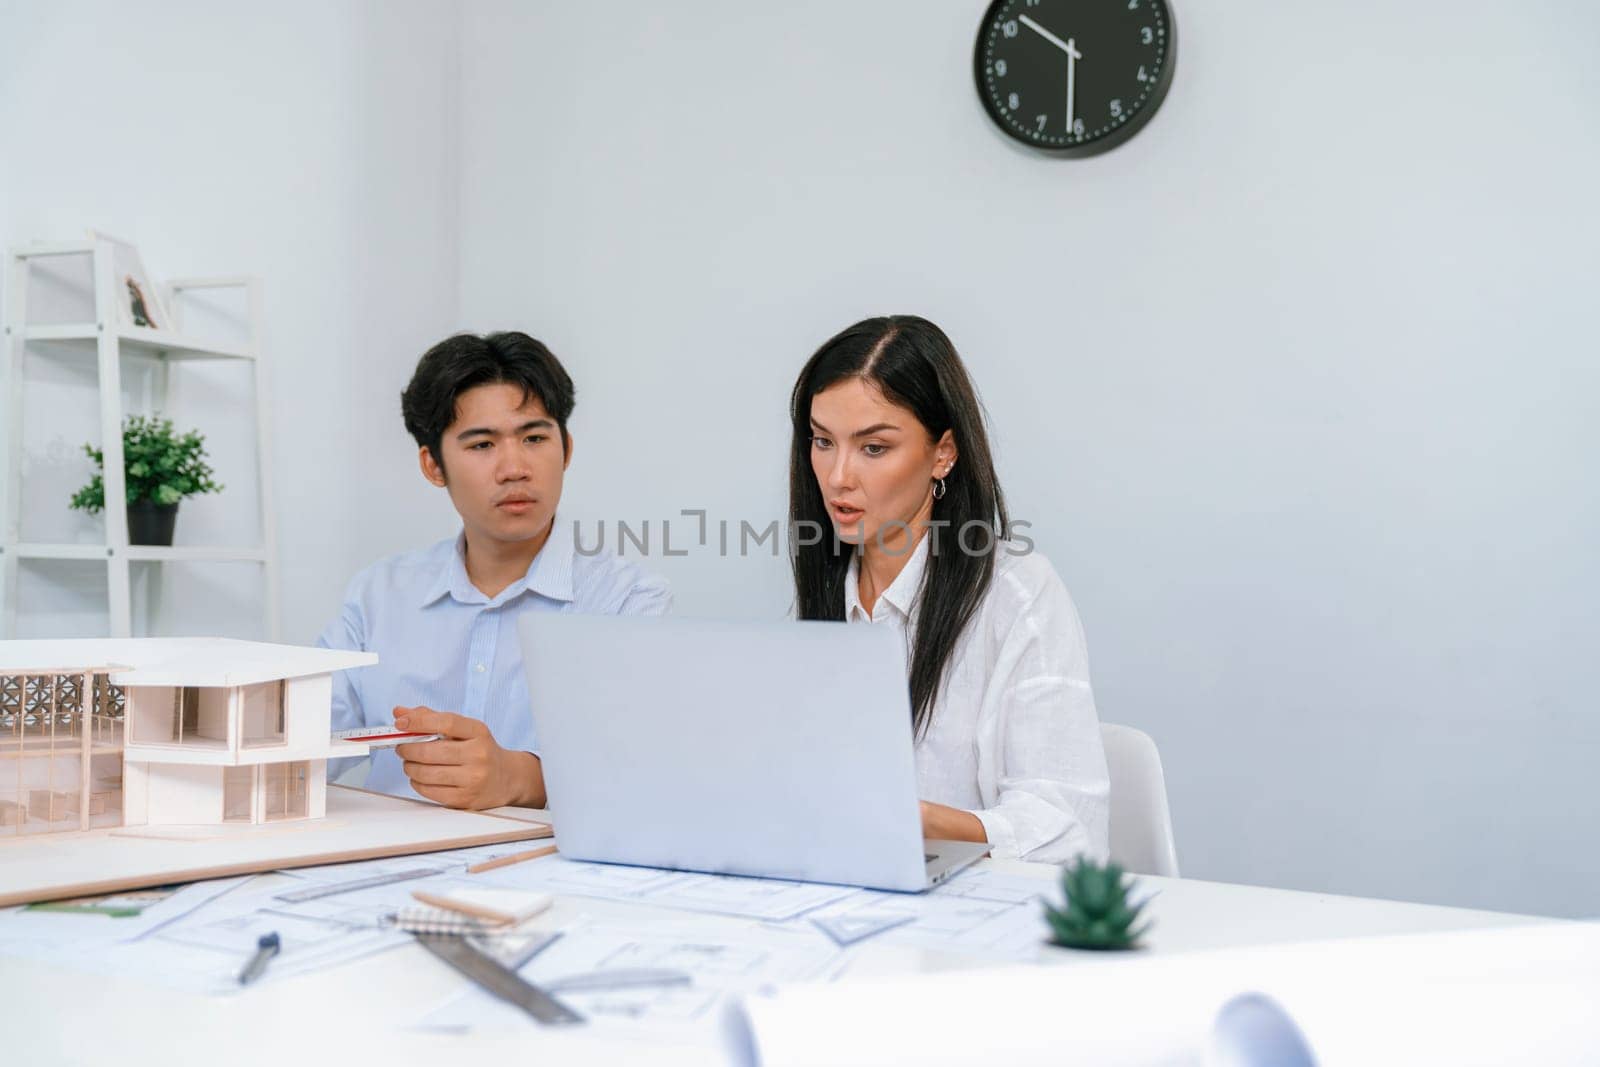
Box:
[1043,856,1152,951]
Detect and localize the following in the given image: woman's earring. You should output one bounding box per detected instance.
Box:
[933,476,947,500]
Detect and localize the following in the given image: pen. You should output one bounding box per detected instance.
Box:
[238,931,281,985]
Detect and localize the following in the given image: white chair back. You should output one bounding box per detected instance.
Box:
[1102,722,1179,877]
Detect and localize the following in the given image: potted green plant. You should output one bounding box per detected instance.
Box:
[68,416,223,546]
[1042,856,1154,951]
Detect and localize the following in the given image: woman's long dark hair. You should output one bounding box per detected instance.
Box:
[789,315,1009,737]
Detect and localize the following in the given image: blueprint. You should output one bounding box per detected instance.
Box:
[473,855,859,922]
[418,916,845,1037]
[0,841,1062,1024]
[0,875,245,948]
[0,841,552,993]
[804,868,1056,961]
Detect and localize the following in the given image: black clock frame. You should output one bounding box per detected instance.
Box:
[972,0,1178,158]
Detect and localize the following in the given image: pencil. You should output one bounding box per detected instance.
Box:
[467,843,558,874]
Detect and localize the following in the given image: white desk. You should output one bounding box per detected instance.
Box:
[1,806,1552,1067]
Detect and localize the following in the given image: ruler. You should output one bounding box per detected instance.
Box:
[416,933,585,1026]
[331,726,442,746]
[273,866,440,903]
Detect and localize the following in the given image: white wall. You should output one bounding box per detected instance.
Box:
[454,0,1600,916]
[4,0,1596,918]
[0,0,460,642]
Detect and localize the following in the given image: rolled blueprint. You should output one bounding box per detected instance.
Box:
[726,921,1600,1066]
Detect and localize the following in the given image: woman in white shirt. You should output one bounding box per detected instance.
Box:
[789,315,1109,864]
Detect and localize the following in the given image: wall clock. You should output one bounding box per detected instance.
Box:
[974,0,1176,157]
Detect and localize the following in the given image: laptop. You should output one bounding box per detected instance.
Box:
[518,613,989,892]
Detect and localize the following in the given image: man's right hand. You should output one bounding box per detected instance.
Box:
[392,705,546,810]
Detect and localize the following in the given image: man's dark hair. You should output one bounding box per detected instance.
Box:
[401,331,576,469]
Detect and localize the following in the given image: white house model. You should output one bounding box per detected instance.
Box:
[0,638,378,836]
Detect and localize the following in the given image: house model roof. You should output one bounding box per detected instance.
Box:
[0,638,377,688]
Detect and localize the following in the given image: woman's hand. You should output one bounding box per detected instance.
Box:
[919,800,988,844]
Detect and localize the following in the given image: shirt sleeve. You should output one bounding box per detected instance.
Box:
[966,565,1110,865]
[617,573,673,617]
[315,579,369,781]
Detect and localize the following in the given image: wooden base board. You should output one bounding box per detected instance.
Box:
[0,785,553,907]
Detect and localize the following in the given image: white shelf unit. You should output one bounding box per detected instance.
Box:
[1,239,280,639]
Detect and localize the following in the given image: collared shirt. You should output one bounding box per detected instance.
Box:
[317,516,671,799]
[844,535,1110,864]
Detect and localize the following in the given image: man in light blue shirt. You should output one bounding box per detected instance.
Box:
[318,332,669,808]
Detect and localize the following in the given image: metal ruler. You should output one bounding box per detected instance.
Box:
[272,866,440,903]
[416,933,585,1026]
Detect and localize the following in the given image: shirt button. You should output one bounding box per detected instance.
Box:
[474,664,487,674]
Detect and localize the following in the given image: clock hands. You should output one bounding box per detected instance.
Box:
[1018,13,1083,136]
[1017,13,1075,55]
[1065,36,1079,135]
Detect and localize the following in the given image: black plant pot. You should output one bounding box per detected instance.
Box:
[127,500,179,546]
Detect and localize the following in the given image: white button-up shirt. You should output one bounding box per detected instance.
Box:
[844,536,1110,864]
